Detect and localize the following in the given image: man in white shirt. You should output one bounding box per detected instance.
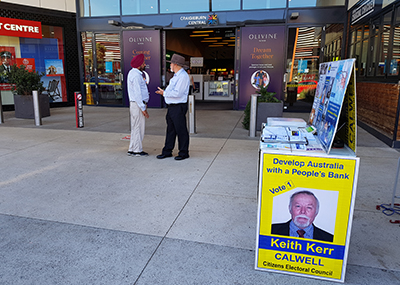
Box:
[127,54,149,157]
[156,53,190,160]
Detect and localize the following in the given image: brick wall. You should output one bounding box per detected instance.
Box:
[357,82,399,138]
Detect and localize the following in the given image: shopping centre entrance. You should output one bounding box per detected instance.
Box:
[165,28,236,110]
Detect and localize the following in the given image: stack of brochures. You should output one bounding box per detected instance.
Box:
[260,118,324,153]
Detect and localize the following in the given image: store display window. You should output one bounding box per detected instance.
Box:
[0,17,67,105]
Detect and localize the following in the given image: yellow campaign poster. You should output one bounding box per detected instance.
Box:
[256,152,359,282]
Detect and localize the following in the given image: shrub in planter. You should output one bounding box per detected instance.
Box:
[242,84,282,130]
[8,64,49,118]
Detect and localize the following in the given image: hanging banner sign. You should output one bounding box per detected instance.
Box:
[123,30,161,108]
[0,17,42,39]
[239,26,285,109]
[256,152,360,283]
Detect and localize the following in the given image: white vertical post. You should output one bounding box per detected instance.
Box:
[188,95,196,134]
[249,94,259,137]
[32,90,42,126]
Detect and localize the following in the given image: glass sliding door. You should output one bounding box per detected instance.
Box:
[286,26,322,112]
[81,32,122,105]
[95,33,122,105]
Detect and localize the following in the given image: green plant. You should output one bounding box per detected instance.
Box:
[242,84,280,129]
[8,64,45,95]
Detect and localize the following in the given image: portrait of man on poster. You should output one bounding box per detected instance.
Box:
[271,190,334,242]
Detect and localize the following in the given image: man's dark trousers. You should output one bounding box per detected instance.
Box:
[162,103,189,157]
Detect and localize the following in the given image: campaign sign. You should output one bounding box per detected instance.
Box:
[308,59,356,154]
[256,152,359,282]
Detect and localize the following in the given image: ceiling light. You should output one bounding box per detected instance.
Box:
[204,37,222,40]
[193,30,214,33]
[201,40,218,42]
[190,34,210,37]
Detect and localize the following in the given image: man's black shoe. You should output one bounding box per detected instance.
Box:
[156,154,172,159]
[174,155,189,161]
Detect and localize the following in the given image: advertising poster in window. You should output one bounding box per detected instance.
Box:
[307,59,356,154]
[255,152,359,282]
[44,59,64,76]
[239,26,285,109]
[0,47,15,88]
[122,30,161,108]
[15,58,35,72]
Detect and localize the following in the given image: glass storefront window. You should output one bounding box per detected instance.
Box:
[363,25,369,39]
[80,0,120,17]
[212,0,240,11]
[243,0,286,9]
[354,42,361,74]
[82,32,94,103]
[324,24,343,62]
[360,39,368,76]
[390,26,400,75]
[0,24,67,104]
[122,0,158,15]
[377,24,390,76]
[286,27,321,108]
[81,32,122,105]
[368,35,378,76]
[289,0,345,8]
[160,0,209,13]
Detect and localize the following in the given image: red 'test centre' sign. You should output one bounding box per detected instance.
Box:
[0,17,42,39]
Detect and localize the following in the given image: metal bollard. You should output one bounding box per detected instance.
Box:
[188,95,196,134]
[249,94,259,137]
[32,90,42,126]
[0,90,4,124]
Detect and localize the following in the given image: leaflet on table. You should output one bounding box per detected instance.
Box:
[291,139,325,153]
[267,117,307,128]
[260,142,292,151]
[261,126,307,144]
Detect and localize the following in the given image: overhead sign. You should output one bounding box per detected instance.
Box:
[256,152,360,282]
[178,14,219,26]
[0,17,42,39]
[351,0,375,24]
[190,57,203,67]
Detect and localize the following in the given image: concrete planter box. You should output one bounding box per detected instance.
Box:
[256,101,283,131]
[14,94,50,119]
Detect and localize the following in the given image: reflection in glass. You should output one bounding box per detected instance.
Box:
[286,27,321,107]
[122,0,158,15]
[289,0,345,8]
[243,0,286,9]
[368,35,378,76]
[324,24,344,62]
[390,26,400,75]
[160,0,209,13]
[355,42,361,74]
[95,33,122,105]
[212,0,240,11]
[82,32,95,104]
[80,0,120,17]
[360,39,368,76]
[377,25,390,76]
